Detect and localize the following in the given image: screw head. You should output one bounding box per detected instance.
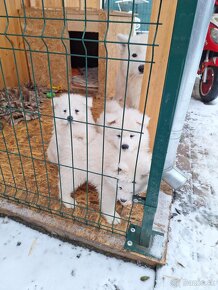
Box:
[130,227,136,233]
[133,199,138,203]
[127,240,133,247]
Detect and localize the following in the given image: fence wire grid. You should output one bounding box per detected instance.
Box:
[0,0,198,254]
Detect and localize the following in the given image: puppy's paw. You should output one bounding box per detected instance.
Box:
[104,212,121,225]
[120,200,132,207]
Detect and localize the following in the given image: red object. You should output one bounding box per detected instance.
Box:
[197,2,218,102]
[72,68,81,77]
[198,20,218,74]
[203,23,218,52]
[200,67,214,95]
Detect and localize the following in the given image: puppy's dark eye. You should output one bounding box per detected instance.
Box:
[63,109,67,113]
[75,109,79,114]
[117,134,121,138]
[132,53,137,58]
[130,134,134,138]
[119,186,122,190]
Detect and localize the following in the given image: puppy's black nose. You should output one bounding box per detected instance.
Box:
[121,144,129,150]
[138,65,144,74]
[67,115,73,122]
[120,199,127,203]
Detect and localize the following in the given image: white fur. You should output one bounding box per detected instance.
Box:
[47,93,94,164]
[47,94,132,224]
[97,100,150,154]
[97,100,151,204]
[47,93,96,209]
[117,150,152,205]
[115,33,148,108]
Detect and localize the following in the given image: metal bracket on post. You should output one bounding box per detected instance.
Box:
[124,204,164,259]
[125,225,163,255]
[124,201,164,259]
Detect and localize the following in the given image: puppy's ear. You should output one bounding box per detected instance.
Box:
[117,33,128,48]
[143,115,150,127]
[135,111,143,127]
[117,162,133,182]
[105,113,118,126]
[81,97,93,108]
[136,112,150,128]
[111,161,128,177]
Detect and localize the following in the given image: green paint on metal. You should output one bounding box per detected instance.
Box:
[139,0,199,248]
[125,223,163,259]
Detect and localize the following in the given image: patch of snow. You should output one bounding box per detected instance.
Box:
[149,191,172,260]
[155,96,218,289]
[1,90,218,290]
[0,217,155,290]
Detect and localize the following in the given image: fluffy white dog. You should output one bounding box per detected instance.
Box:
[47,93,96,208]
[97,100,150,155]
[97,100,151,199]
[47,93,96,164]
[114,33,148,108]
[47,94,132,224]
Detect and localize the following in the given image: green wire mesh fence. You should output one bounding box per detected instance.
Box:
[0,0,198,257]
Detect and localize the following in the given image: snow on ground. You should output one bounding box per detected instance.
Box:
[155,95,218,289]
[0,92,218,290]
[0,217,155,290]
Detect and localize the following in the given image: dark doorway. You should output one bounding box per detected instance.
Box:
[69,31,99,68]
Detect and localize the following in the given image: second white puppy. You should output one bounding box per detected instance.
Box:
[97,100,151,196]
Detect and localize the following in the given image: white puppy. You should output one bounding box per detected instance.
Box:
[47,94,131,224]
[115,33,148,108]
[97,100,151,198]
[97,100,150,155]
[47,93,96,207]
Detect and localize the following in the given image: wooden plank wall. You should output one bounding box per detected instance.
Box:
[30,0,101,9]
[15,0,31,9]
[0,0,30,89]
[19,8,71,89]
[139,0,178,150]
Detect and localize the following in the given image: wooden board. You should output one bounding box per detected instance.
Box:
[30,0,101,9]
[0,0,30,89]
[17,7,131,94]
[139,0,178,150]
[19,8,71,89]
[15,0,30,9]
[67,9,101,32]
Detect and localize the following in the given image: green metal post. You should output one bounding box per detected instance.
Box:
[125,0,198,255]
